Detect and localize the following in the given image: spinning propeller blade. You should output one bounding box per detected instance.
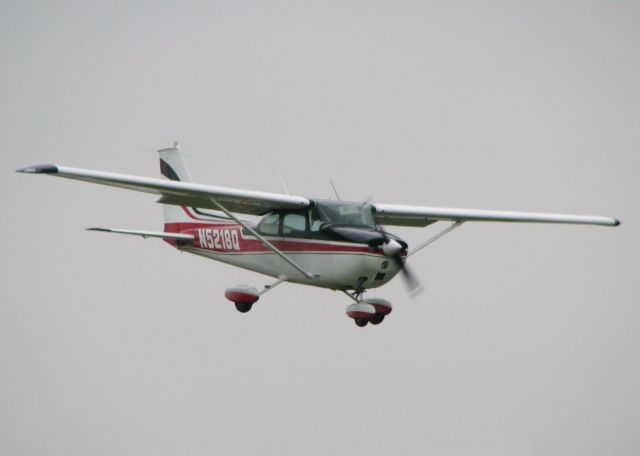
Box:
[363,197,424,296]
[378,225,424,296]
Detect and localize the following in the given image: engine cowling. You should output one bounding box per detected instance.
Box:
[346,302,376,320]
[362,297,392,315]
[225,285,260,304]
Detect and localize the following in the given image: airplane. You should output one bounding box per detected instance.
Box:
[17,144,620,327]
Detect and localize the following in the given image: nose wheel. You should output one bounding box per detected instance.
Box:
[353,314,384,327]
[345,294,392,328]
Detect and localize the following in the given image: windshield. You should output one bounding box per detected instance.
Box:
[313,200,376,229]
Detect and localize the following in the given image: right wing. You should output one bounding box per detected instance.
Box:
[373,203,620,227]
[16,164,310,215]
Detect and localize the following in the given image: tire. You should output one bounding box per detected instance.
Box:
[369,314,385,325]
[235,301,253,313]
[355,318,368,327]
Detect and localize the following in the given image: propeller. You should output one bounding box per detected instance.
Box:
[378,229,423,296]
[360,196,424,296]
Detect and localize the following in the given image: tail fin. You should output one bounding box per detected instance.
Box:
[158,143,232,228]
[159,142,191,182]
[158,143,193,225]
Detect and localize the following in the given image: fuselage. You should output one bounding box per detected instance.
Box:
[164,215,403,290]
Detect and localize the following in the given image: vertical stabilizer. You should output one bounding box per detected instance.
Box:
[159,142,192,182]
[158,142,193,225]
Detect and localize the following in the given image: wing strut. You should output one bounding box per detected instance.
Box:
[408,221,465,257]
[208,198,316,280]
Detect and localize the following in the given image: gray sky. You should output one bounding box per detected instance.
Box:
[1,1,639,455]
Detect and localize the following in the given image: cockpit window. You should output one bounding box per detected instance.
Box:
[282,212,307,236]
[313,200,376,228]
[309,208,323,233]
[258,212,280,235]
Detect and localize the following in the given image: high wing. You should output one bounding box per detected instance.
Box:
[373,203,620,227]
[16,164,310,215]
[16,164,619,226]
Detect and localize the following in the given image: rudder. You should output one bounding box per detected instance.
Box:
[158,142,192,225]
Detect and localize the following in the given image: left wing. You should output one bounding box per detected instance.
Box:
[16,164,309,215]
[373,203,620,227]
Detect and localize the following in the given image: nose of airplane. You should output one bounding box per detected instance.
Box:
[382,238,404,257]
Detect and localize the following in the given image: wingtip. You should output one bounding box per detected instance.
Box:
[16,164,58,174]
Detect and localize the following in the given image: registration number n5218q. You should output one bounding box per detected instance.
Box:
[198,228,240,251]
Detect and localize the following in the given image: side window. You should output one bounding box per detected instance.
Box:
[282,213,307,237]
[309,208,323,233]
[258,213,280,235]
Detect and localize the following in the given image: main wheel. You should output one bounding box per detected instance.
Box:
[354,318,368,327]
[235,301,253,313]
[369,314,385,325]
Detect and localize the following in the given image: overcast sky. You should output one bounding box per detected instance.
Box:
[1,1,639,455]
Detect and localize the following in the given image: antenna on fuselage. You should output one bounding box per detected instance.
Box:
[278,172,291,195]
[329,179,341,201]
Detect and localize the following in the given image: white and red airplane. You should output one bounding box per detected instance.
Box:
[18,144,620,327]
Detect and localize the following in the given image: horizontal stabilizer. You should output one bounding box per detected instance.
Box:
[86,227,194,241]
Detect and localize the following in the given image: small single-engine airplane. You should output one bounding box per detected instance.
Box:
[18,144,620,327]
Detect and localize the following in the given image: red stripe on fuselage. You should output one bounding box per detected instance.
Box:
[163,221,389,255]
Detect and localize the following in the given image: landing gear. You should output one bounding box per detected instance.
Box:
[234,301,253,313]
[225,277,288,314]
[344,292,392,328]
